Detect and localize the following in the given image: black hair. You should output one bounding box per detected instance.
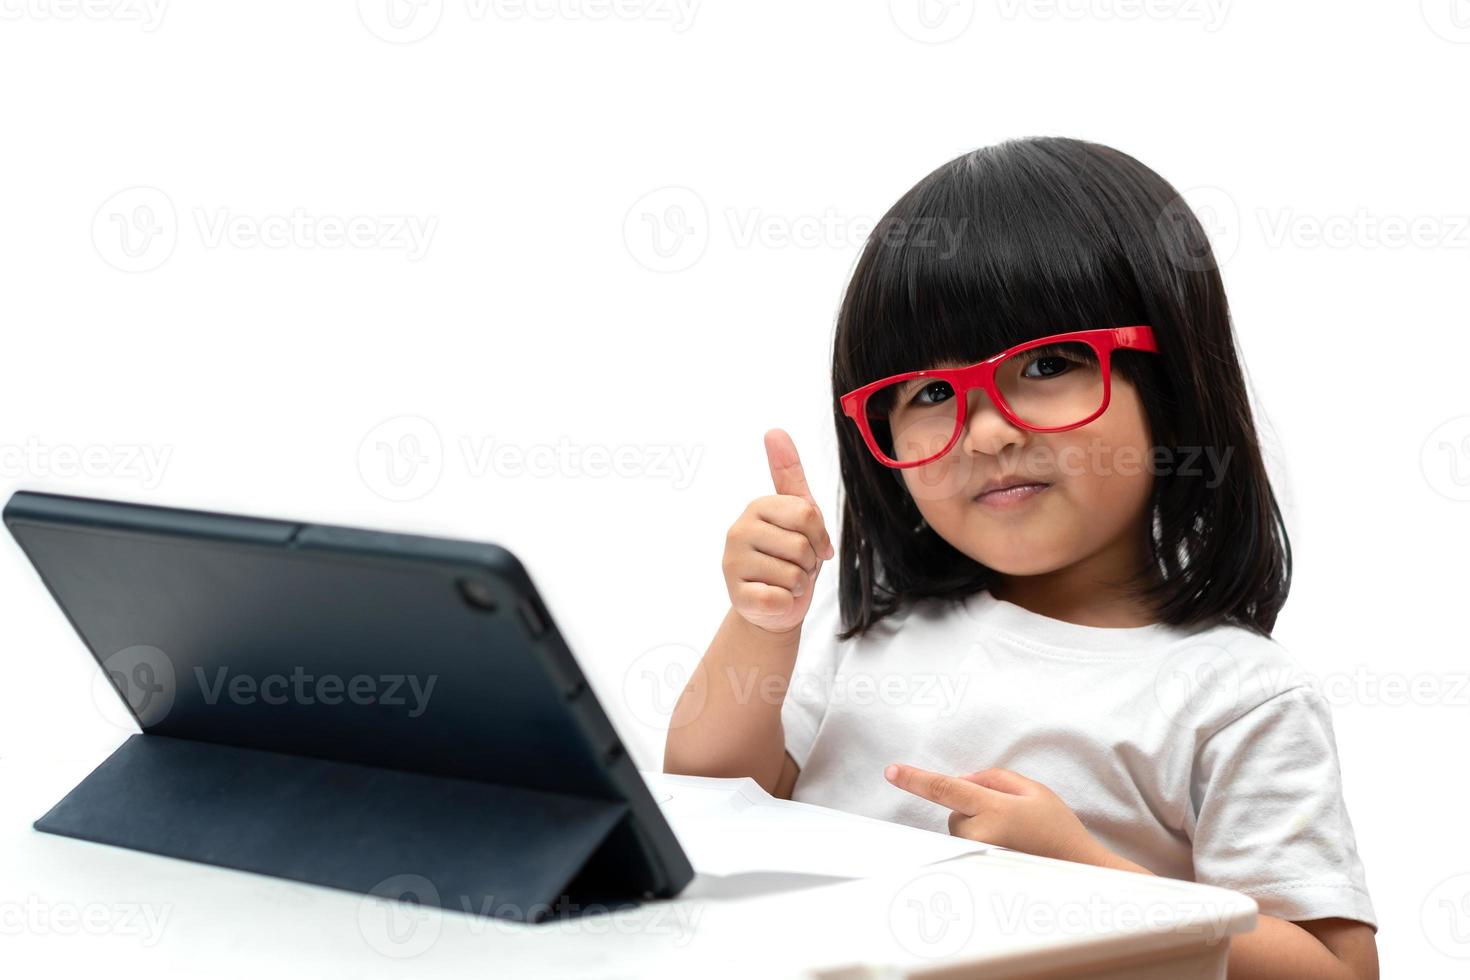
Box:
[830,136,1290,639]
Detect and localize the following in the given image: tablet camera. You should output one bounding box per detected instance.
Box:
[456,577,499,612]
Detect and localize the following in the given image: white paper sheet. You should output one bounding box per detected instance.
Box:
[641,770,988,881]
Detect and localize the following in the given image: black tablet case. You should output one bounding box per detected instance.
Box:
[4,491,694,923]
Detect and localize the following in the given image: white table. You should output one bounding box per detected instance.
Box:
[0,753,1256,979]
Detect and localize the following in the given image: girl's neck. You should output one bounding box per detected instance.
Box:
[989,527,1160,628]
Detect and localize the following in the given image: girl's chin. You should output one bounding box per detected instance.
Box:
[967,536,1070,576]
[979,556,1067,577]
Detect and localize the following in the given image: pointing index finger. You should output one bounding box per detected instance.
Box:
[884,763,996,817]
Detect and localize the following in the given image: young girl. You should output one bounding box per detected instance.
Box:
[664,136,1378,978]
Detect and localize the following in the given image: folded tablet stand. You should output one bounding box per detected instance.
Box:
[38,734,644,921]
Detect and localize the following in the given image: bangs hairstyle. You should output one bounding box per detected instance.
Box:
[829,136,1290,639]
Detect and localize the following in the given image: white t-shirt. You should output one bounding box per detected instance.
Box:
[781,571,1377,929]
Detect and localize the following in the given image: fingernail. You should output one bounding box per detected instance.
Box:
[884,764,898,781]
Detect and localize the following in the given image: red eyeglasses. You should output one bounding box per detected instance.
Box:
[839,326,1159,468]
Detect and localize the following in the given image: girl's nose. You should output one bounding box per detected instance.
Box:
[959,387,1027,457]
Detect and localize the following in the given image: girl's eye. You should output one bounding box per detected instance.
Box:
[1022,356,1072,379]
[908,381,955,407]
[1019,346,1088,379]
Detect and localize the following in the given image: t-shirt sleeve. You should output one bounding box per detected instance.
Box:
[1189,685,1377,930]
[779,569,845,771]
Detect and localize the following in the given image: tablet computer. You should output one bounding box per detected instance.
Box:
[3,490,694,923]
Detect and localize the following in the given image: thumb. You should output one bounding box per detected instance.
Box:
[765,428,816,503]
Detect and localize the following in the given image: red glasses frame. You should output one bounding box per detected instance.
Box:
[839,325,1159,469]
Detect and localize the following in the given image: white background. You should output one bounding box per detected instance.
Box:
[2,1,1468,974]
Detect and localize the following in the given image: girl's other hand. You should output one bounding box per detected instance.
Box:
[722,429,837,636]
[884,763,1111,867]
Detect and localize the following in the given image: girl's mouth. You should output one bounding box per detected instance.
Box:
[973,482,1051,508]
